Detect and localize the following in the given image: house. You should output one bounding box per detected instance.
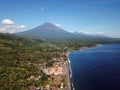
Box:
[27,86,36,90]
[54,67,63,75]
[44,66,64,75]
[45,84,50,90]
[60,83,64,89]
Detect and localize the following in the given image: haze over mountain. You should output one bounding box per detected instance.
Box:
[16,22,71,39]
[73,31,109,38]
[16,22,110,41]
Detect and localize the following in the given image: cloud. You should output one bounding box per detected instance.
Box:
[0,19,27,33]
[80,30,92,34]
[55,24,61,27]
[97,32,104,35]
[2,19,14,25]
[80,30,105,35]
[17,25,26,29]
[40,8,45,11]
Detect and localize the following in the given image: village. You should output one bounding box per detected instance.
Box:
[27,52,69,90]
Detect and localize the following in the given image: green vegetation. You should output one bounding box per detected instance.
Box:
[48,37,120,50]
[0,33,66,89]
[0,33,120,89]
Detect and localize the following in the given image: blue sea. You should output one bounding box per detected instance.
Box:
[69,44,120,90]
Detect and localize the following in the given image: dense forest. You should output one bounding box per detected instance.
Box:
[0,33,120,89]
[0,33,67,89]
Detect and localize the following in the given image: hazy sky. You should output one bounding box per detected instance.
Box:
[0,0,120,38]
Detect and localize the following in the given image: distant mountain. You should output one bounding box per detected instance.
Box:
[16,22,73,40]
[73,31,109,38]
[16,22,110,41]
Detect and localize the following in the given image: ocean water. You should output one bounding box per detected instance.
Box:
[69,44,120,90]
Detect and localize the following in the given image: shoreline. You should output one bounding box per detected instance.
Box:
[72,44,101,52]
[66,43,120,90]
[66,52,75,90]
[66,44,101,90]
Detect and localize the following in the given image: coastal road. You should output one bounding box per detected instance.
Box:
[65,61,72,90]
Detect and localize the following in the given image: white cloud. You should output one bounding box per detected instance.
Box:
[80,30,92,34]
[80,30,105,35]
[20,25,26,29]
[0,19,27,33]
[40,8,45,11]
[2,19,14,25]
[97,32,104,35]
[17,25,26,29]
[55,24,61,27]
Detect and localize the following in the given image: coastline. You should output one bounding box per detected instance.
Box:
[66,52,75,90]
[70,44,102,54]
[66,44,101,90]
[66,43,120,90]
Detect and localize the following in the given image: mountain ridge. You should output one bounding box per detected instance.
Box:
[15,22,110,41]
